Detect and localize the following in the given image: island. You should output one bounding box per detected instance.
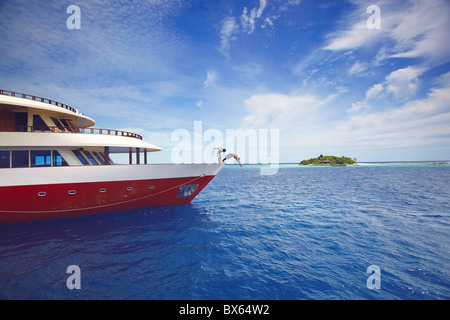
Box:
[299,154,357,166]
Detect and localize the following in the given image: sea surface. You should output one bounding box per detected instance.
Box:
[0,163,449,300]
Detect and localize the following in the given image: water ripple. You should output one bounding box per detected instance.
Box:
[1,165,449,299]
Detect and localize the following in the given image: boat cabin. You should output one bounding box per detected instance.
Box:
[0,90,161,168]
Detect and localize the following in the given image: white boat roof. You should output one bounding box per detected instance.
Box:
[0,90,162,153]
[0,132,162,152]
[0,92,95,128]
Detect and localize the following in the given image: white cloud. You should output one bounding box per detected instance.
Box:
[347,83,384,113]
[263,17,274,27]
[348,61,368,75]
[219,17,239,58]
[243,92,334,128]
[347,83,382,113]
[0,0,186,88]
[219,0,273,57]
[204,70,217,88]
[339,83,450,148]
[437,72,450,87]
[258,77,450,154]
[388,1,450,64]
[347,66,425,113]
[347,101,365,113]
[324,0,450,66]
[366,83,384,100]
[241,0,267,34]
[233,62,263,79]
[324,20,382,51]
[385,66,426,99]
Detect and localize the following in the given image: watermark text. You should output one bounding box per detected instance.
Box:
[171,121,279,175]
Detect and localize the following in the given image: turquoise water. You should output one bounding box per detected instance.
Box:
[0,163,449,300]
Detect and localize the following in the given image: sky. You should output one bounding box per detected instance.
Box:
[0,0,449,163]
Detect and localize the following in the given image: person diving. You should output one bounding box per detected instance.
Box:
[222,153,242,167]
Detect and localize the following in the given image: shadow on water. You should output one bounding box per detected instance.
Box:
[0,204,216,299]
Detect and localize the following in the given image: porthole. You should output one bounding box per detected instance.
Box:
[68,190,76,195]
[127,187,133,191]
[38,192,46,197]
[149,185,155,189]
[99,188,107,193]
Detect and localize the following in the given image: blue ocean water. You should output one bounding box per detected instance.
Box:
[0,163,449,300]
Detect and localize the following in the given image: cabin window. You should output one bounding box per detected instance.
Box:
[99,152,113,165]
[92,151,105,164]
[67,120,78,132]
[60,119,79,133]
[59,119,72,132]
[53,150,68,166]
[83,151,99,165]
[31,150,52,167]
[72,150,89,165]
[51,117,65,131]
[15,112,28,132]
[33,115,51,132]
[0,151,10,168]
[12,150,29,168]
[0,150,69,168]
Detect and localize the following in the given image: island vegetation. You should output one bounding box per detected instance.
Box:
[299,154,357,166]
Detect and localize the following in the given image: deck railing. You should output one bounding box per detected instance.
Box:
[0,89,78,113]
[0,126,143,140]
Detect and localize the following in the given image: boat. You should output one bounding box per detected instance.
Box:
[0,90,223,224]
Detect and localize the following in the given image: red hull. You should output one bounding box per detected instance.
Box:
[0,175,215,224]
